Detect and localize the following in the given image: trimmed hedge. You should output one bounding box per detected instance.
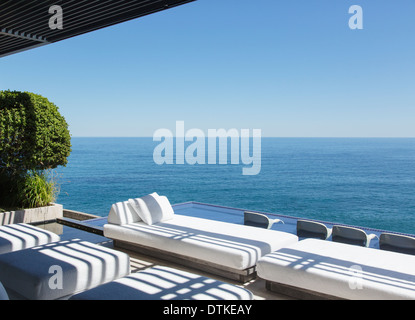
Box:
[0,90,71,176]
[0,90,71,208]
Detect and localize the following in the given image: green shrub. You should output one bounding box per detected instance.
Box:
[0,171,58,209]
[0,90,71,177]
[0,90,71,208]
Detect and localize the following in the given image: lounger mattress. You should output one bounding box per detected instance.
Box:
[0,239,130,300]
[257,239,415,300]
[0,223,60,254]
[104,214,298,271]
[70,265,253,300]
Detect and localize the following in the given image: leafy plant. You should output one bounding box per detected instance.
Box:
[17,170,59,209]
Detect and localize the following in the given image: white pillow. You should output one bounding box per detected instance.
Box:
[158,195,175,221]
[128,193,174,225]
[108,201,141,225]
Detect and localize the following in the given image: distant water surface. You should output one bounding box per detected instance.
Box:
[56,138,415,234]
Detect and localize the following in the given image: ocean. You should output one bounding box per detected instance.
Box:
[56,138,415,234]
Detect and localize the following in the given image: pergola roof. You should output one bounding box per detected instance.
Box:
[0,0,195,58]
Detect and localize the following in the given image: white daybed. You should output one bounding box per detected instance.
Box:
[257,238,415,300]
[103,193,299,282]
[0,236,253,300]
[0,239,131,300]
[69,265,253,300]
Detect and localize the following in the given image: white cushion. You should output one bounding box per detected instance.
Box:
[128,193,174,225]
[104,214,298,270]
[69,266,253,300]
[156,195,175,221]
[0,282,9,300]
[0,239,130,300]
[0,223,60,254]
[107,201,141,225]
[257,239,415,300]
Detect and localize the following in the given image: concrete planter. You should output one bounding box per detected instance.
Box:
[0,203,63,226]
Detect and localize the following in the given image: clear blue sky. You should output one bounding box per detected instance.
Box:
[1,0,414,137]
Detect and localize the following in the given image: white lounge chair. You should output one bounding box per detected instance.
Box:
[0,223,60,254]
[257,239,415,300]
[69,265,253,300]
[103,193,299,282]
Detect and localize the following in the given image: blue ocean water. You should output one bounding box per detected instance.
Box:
[56,138,415,234]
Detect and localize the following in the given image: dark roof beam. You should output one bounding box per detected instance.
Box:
[0,28,49,43]
[0,39,33,52]
[45,1,155,38]
[0,0,196,58]
[25,0,121,37]
[4,0,81,37]
[0,37,28,51]
[6,1,158,40]
[0,1,43,24]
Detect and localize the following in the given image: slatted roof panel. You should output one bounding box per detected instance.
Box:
[0,0,195,58]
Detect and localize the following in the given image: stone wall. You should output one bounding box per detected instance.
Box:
[0,203,63,226]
